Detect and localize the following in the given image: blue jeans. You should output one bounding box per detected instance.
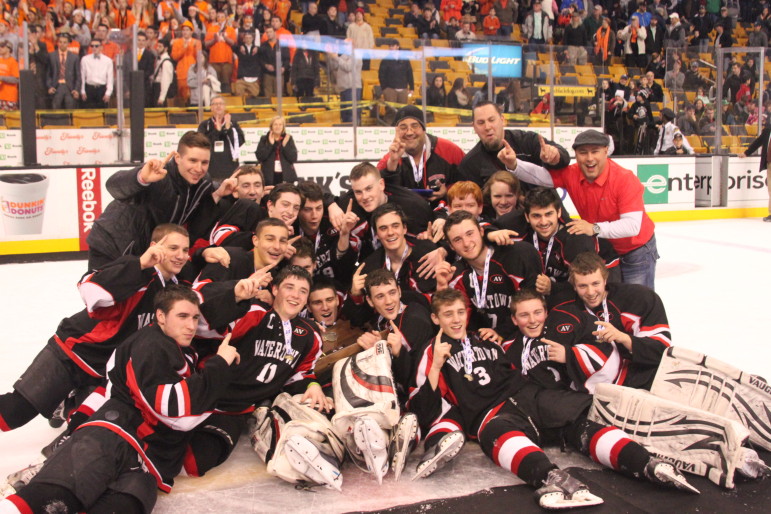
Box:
[620,234,659,290]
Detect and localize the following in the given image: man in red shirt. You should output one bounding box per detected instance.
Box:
[501,129,658,289]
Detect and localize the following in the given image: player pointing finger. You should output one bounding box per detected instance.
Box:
[542,338,566,364]
[217,333,240,365]
[497,139,518,170]
[387,320,405,357]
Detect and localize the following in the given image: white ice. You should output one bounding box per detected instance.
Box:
[1,218,769,512]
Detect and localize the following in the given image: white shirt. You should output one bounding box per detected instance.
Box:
[80,53,114,97]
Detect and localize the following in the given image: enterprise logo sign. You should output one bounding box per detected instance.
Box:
[462,44,522,78]
[637,164,669,204]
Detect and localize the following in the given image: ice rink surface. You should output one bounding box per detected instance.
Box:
[1,218,770,512]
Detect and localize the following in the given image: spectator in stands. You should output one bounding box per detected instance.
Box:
[291,47,320,99]
[713,23,733,70]
[80,39,113,108]
[92,24,119,60]
[302,2,324,35]
[405,3,422,28]
[676,104,699,136]
[646,15,665,57]
[198,95,245,178]
[47,34,80,109]
[615,73,633,101]
[749,21,769,49]
[646,52,666,79]
[327,44,362,123]
[255,116,298,185]
[378,40,414,121]
[69,9,92,49]
[172,20,202,104]
[496,79,526,113]
[524,1,552,45]
[628,90,653,154]
[417,7,442,39]
[663,131,692,155]
[698,105,717,135]
[27,26,49,110]
[583,5,602,41]
[455,19,477,41]
[690,5,714,54]
[564,10,589,65]
[726,97,750,125]
[618,15,646,69]
[447,77,471,109]
[152,39,175,106]
[92,0,113,31]
[0,21,19,60]
[257,8,273,34]
[593,16,614,65]
[445,16,461,40]
[482,7,501,38]
[654,107,693,155]
[694,98,706,120]
[716,6,734,35]
[111,0,135,29]
[665,13,687,49]
[723,62,743,107]
[274,0,293,28]
[145,26,160,53]
[0,40,19,111]
[460,0,480,24]
[232,30,261,98]
[132,0,154,29]
[495,1,517,38]
[741,58,758,97]
[320,5,345,37]
[427,75,448,107]
[239,16,257,43]
[630,1,651,27]
[187,53,220,107]
[347,8,374,70]
[440,0,463,23]
[258,26,290,99]
[664,60,685,92]
[205,10,237,94]
[682,62,706,93]
[157,0,182,25]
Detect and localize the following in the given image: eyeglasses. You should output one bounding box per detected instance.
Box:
[91,44,101,48]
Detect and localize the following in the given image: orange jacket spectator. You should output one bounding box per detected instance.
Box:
[440,0,463,22]
[157,0,180,21]
[171,23,202,101]
[261,0,276,12]
[111,6,136,30]
[483,13,500,36]
[261,26,295,61]
[0,48,19,107]
[274,0,291,26]
[205,20,237,64]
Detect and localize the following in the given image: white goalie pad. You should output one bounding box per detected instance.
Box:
[651,346,771,451]
[250,393,346,489]
[589,383,750,489]
[331,341,401,433]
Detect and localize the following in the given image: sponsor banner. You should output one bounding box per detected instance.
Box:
[76,168,102,250]
[0,130,23,166]
[726,157,767,206]
[462,44,522,78]
[612,157,696,211]
[537,85,596,98]
[36,129,128,166]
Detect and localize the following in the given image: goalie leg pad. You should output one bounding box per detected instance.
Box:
[651,346,771,451]
[589,383,750,489]
[268,420,344,490]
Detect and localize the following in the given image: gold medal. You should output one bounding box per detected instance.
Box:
[464,373,473,381]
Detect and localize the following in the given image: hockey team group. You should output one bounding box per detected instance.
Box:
[1,102,770,513]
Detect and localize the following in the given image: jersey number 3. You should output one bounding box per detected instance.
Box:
[473,366,490,385]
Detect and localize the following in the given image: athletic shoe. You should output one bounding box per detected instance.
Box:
[644,458,700,494]
[285,435,343,492]
[535,469,604,510]
[412,430,465,480]
[737,448,771,479]
[388,413,418,481]
[1,459,45,498]
[764,215,771,222]
[353,417,389,484]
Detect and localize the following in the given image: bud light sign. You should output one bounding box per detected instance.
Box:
[462,44,522,78]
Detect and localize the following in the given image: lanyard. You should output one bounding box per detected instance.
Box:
[282,319,293,358]
[460,336,474,376]
[377,303,405,331]
[300,227,322,252]
[585,297,609,336]
[533,232,555,270]
[406,147,428,187]
[384,243,410,274]
[469,248,492,309]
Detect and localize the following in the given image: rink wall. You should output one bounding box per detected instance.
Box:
[0,128,767,256]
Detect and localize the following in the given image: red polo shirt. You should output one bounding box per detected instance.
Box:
[549,159,655,255]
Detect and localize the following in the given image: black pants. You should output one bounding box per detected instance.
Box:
[83,83,107,109]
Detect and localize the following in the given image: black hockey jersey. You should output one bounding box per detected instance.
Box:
[299,218,357,286]
[54,256,179,377]
[547,283,671,392]
[502,332,571,390]
[409,332,527,433]
[216,305,323,412]
[449,244,541,337]
[79,324,232,492]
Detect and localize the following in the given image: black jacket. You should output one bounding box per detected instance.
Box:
[198,118,246,179]
[255,133,298,184]
[744,127,771,172]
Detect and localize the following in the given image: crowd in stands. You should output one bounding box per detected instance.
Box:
[0,0,768,157]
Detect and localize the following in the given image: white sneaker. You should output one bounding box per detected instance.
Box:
[412,430,465,480]
[284,435,343,492]
[645,458,700,494]
[535,469,604,510]
[389,413,418,481]
[353,417,389,484]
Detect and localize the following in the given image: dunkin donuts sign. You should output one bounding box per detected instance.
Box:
[0,173,49,235]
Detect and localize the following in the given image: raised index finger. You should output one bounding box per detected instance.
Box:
[538,135,548,149]
[346,198,353,213]
[156,233,169,247]
[221,333,232,346]
[434,328,443,344]
[354,262,366,275]
[257,261,277,274]
[389,320,401,334]
[163,151,177,166]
